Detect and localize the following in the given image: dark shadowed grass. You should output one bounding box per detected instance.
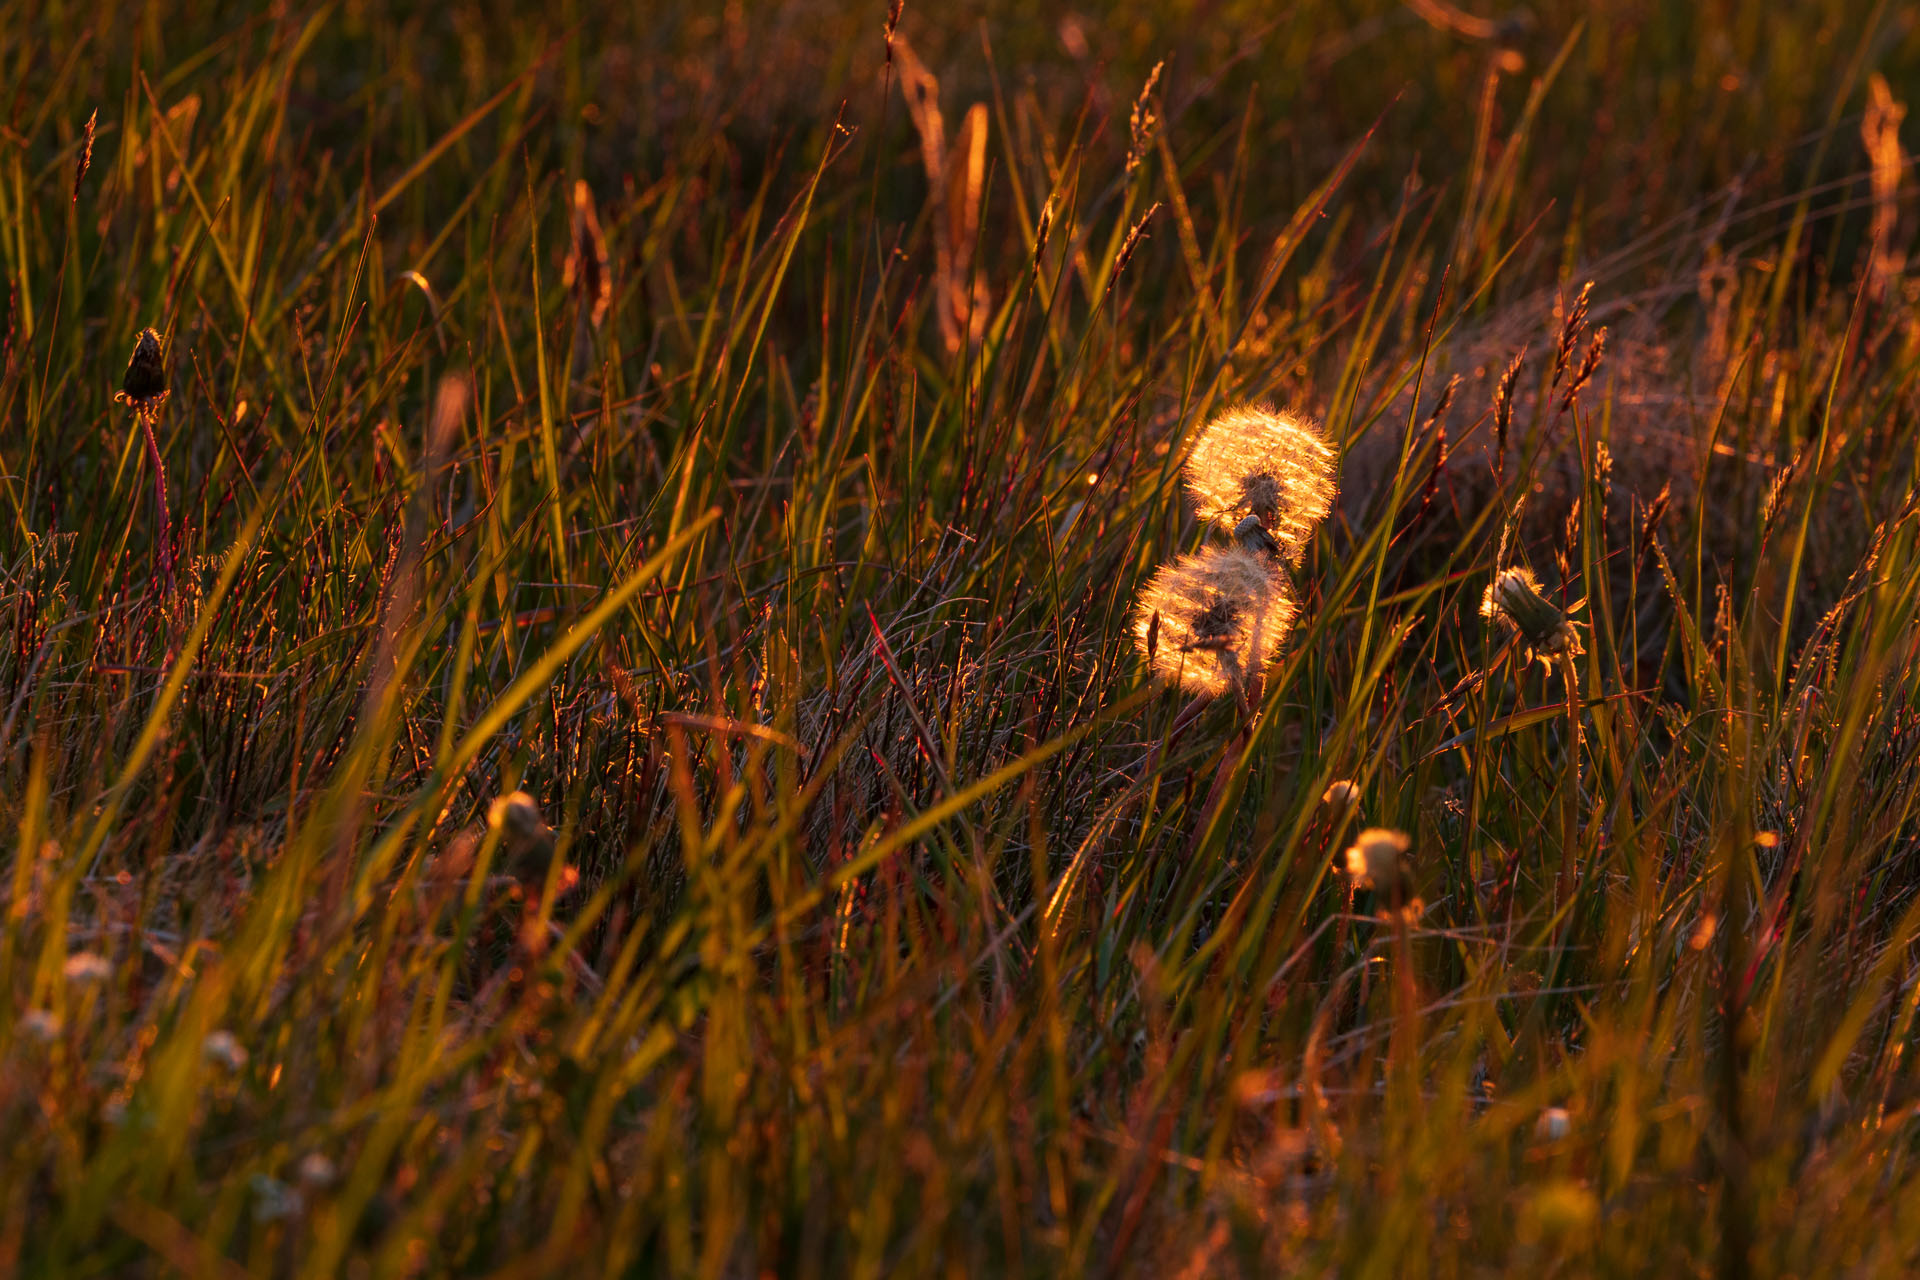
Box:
[5,1,1920,1274]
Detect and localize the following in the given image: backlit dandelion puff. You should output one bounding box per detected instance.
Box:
[1480,566,1583,668]
[1184,404,1338,557]
[1133,545,1296,698]
[1341,827,1423,923]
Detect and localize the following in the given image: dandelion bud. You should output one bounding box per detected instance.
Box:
[1183,405,1338,557]
[1231,513,1283,560]
[1480,567,1582,664]
[1133,546,1296,698]
[114,327,170,419]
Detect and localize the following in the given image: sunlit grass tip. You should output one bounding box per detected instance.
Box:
[1133,545,1296,698]
[1183,403,1338,558]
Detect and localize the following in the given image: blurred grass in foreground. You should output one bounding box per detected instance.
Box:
[4,0,1920,1273]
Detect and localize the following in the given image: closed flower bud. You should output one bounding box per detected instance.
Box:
[1480,567,1582,666]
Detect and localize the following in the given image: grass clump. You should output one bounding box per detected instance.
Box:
[4,1,1920,1275]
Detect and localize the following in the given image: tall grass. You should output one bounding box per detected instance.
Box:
[4,1,1920,1273]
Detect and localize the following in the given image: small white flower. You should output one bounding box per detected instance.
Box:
[62,951,113,985]
[17,1009,62,1042]
[296,1152,338,1189]
[250,1174,303,1223]
[203,1030,249,1071]
[1480,567,1582,668]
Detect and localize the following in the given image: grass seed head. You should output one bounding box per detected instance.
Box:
[1133,546,1296,698]
[1184,404,1338,558]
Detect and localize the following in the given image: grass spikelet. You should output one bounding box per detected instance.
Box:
[1133,545,1295,698]
[1125,60,1164,176]
[563,179,612,330]
[1182,404,1339,557]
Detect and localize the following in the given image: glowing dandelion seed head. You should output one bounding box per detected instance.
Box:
[1183,405,1338,557]
[1133,546,1296,697]
[1341,827,1423,922]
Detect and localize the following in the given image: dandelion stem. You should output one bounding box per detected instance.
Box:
[1556,648,1583,902]
[138,412,173,591]
[1187,718,1253,860]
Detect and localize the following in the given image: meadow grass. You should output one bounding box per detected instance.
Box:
[4,1,1920,1273]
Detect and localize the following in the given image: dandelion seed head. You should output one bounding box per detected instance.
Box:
[488,791,546,842]
[1341,828,1422,921]
[1536,1107,1572,1140]
[1342,828,1409,889]
[1321,780,1361,813]
[1133,546,1295,697]
[1183,405,1338,556]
